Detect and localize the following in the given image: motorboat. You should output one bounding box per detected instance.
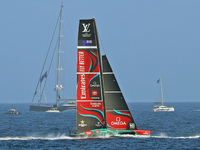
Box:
[4,108,21,115]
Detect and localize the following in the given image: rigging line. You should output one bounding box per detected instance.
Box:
[31,8,61,104]
[40,38,59,102]
[63,52,66,98]
[162,85,172,106]
[63,8,77,48]
[99,35,106,55]
[157,88,161,101]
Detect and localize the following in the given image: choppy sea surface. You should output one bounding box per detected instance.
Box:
[0,102,200,150]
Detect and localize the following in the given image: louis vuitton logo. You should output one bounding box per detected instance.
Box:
[82,23,90,32]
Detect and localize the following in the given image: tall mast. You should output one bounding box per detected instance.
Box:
[93,17,107,128]
[160,78,164,106]
[56,5,63,105]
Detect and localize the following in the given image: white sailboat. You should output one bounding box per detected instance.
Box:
[29,5,76,112]
[153,78,174,112]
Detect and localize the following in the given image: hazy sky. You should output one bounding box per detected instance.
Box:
[0,1,200,103]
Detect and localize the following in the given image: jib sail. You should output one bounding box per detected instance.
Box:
[102,55,137,130]
[76,18,105,133]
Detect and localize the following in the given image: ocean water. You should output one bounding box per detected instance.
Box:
[0,102,200,150]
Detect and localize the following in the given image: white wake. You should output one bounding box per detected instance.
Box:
[0,133,199,140]
[151,132,200,139]
[0,134,72,141]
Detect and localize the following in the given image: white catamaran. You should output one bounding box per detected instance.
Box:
[153,78,174,112]
[29,5,76,112]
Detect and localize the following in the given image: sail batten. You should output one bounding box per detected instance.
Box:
[105,91,122,93]
[77,72,100,74]
[77,46,97,49]
[77,100,103,102]
[103,72,114,74]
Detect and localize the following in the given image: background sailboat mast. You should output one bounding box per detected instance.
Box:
[160,78,164,106]
[56,5,63,105]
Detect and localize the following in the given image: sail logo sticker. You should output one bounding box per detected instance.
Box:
[129,123,135,129]
[90,81,100,87]
[111,117,126,126]
[82,23,91,37]
[92,90,98,96]
[84,131,93,135]
[91,90,100,99]
[82,40,92,46]
[79,51,84,65]
[90,102,101,107]
[143,131,150,135]
[82,23,90,32]
[95,122,102,127]
[78,51,86,99]
[96,130,99,134]
[80,74,86,99]
[78,120,87,127]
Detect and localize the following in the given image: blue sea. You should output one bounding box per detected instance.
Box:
[0,102,200,150]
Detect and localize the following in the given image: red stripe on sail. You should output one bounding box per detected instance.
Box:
[77,101,104,124]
